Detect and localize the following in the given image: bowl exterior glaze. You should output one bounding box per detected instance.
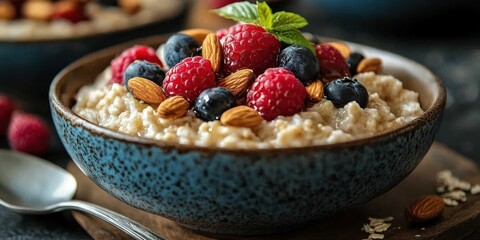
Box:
[50,35,445,235]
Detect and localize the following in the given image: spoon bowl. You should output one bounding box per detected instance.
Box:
[0,149,164,240]
[0,150,76,211]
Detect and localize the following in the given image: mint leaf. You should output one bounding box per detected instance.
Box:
[257,1,273,29]
[272,12,308,31]
[274,29,315,53]
[212,1,258,24]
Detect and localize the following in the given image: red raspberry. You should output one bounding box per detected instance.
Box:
[315,43,350,83]
[216,28,229,42]
[0,95,15,135]
[247,68,307,121]
[51,1,89,23]
[222,24,280,76]
[163,56,216,103]
[208,0,241,8]
[215,24,239,44]
[8,112,51,156]
[110,45,162,84]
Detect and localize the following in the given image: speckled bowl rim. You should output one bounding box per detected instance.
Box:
[50,34,446,155]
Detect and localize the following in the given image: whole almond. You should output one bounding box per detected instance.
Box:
[218,69,254,97]
[221,106,263,128]
[326,42,351,59]
[118,0,140,14]
[202,33,222,73]
[127,77,166,105]
[0,1,16,20]
[357,57,382,74]
[22,0,53,21]
[157,96,190,119]
[405,195,445,223]
[305,80,324,102]
[180,28,214,44]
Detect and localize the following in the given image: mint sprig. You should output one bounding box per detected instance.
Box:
[212,2,259,24]
[213,1,315,54]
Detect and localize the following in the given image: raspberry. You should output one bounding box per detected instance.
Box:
[8,112,51,156]
[163,56,216,103]
[0,94,15,135]
[215,27,230,43]
[51,1,89,23]
[315,43,350,83]
[247,68,307,121]
[209,0,240,9]
[110,45,162,84]
[222,24,280,76]
[215,24,239,44]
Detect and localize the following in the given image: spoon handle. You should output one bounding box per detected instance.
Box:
[58,200,166,240]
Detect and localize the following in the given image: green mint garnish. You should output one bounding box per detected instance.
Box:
[212,2,259,24]
[213,1,315,54]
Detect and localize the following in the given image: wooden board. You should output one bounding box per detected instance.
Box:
[68,143,480,240]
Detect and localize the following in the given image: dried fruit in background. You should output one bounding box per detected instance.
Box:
[0,1,16,20]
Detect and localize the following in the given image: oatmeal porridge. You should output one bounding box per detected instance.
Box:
[73,71,423,149]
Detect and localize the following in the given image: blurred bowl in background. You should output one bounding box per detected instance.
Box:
[0,0,187,116]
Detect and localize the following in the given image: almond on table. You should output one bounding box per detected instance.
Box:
[405,195,445,224]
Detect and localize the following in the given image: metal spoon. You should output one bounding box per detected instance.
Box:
[0,149,165,240]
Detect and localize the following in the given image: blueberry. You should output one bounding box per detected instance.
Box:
[324,77,369,108]
[193,87,236,121]
[346,52,365,76]
[278,45,319,86]
[164,34,200,68]
[123,60,165,89]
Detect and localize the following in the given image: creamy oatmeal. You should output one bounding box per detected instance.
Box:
[0,0,183,41]
[73,70,423,149]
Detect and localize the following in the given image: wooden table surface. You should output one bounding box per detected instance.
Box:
[68,142,480,240]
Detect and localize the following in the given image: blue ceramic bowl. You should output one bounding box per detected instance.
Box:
[49,34,445,235]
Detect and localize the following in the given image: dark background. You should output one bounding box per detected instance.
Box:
[1,0,479,238]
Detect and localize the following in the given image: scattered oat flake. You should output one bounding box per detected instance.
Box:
[443,197,459,206]
[362,224,375,233]
[362,217,393,239]
[437,186,446,193]
[370,220,385,227]
[415,234,422,238]
[471,184,480,194]
[369,233,385,239]
[373,223,391,232]
[442,190,467,202]
[421,227,425,231]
